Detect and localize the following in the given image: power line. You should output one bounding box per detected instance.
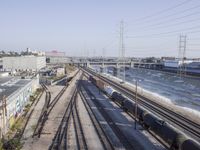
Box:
[126,25,200,38]
[132,11,200,30]
[129,4,200,27]
[140,18,200,31]
[129,0,193,24]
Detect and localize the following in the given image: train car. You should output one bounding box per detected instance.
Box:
[137,106,147,121]
[159,123,181,148]
[96,79,105,90]
[111,91,127,106]
[87,76,200,150]
[123,99,146,120]
[104,86,116,97]
[143,112,164,130]
[123,99,135,112]
[180,139,200,150]
[143,112,179,147]
[89,75,97,84]
[142,112,189,150]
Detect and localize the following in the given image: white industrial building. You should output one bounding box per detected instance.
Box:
[47,56,71,64]
[0,76,39,136]
[163,59,193,68]
[45,50,71,64]
[2,56,46,72]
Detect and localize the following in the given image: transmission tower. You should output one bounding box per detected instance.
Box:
[177,35,187,77]
[119,20,125,82]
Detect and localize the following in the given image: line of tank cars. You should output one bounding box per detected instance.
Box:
[89,75,200,150]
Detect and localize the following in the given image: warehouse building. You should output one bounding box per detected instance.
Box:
[46,56,71,64]
[0,76,39,137]
[2,56,46,72]
[45,50,71,64]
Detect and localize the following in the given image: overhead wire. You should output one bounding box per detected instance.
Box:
[128,0,194,24]
[126,26,200,38]
[118,0,199,57]
[132,11,200,30]
[140,18,200,31]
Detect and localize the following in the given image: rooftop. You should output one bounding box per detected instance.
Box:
[0,76,31,101]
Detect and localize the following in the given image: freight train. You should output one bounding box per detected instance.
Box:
[88,75,200,150]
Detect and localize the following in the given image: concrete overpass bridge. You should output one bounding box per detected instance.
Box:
[73,61,163,69]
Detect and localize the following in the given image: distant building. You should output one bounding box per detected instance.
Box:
[31,50,45,56]
[163,59,200,75]
[27,47,31,53]
[2,56,46,72]
[45,50,65,57]
[161,57,176,61]
[0,76,39,136]
[163,59,193,68]
[45,50,72,64]
[47,56,71,64]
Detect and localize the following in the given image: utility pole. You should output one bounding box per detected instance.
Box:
[119,20,125,82]
[178,35,187,77]
[135,81,138,130]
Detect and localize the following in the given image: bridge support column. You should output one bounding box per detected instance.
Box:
[100,67,104,73]
[131,62,134,68]
[113,67,118,76]
[86,61,90,68]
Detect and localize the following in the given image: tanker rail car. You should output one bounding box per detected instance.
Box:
[88,75,200,150]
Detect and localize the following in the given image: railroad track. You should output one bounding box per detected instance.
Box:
[33,71,79,138]
[49,76,86,149]
[47,69,80,116]
[49,85,88,150]
[79,81,115,150]
[33,84,51,138]
[49,87,77,150]
[82,67,200,142]
[81,81,135,150]
[47,86,67,115]
[72,88,88,150]
[50,73,115,150]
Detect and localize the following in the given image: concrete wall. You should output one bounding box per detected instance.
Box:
[2,56,46,71]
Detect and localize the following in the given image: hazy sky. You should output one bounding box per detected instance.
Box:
[0,0,200,58]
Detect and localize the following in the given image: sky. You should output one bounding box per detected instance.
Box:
[0,0,200,58]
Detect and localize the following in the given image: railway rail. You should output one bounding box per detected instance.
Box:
[50,74,116,150]
[82,67,200,142]
[79,81,115,150]
[81,81,135,150]
[32,71,79,138]
[72,89,88,150]
[33,84,51,138]
[49,73,84,150]
[49,88,78,150]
